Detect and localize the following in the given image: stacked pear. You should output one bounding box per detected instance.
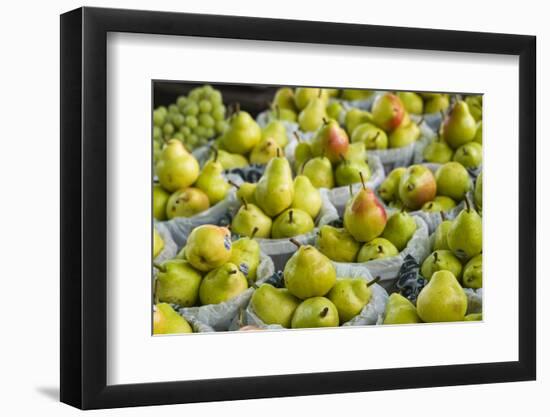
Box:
[231,155,321,239]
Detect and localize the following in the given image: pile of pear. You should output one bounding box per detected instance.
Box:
[316,179,417,264]
[153,140,232,220]
[378,161,474,213]
[343,92,424,151]
[382,198,483,325]
[152,224,265,334]
[251,241,380,329]
[423,98,483,169]
[230,152,322,239]
[396,91,451,116]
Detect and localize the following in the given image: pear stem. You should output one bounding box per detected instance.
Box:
[289,238,302,248]
[320,307,329,318]
[377,245,383,254]
[372,131,381,142]
[228,180,240,190]
[228,269,238,275]
[359,171,366,190]
[211,146,219,162]
[153,262,166,273]
[367,276,381,287]
[349,184,354,198]
[464,197,472,212]
[440,211,447,222]
[293,131,302,142]
[322,117,329,126]
[275,105,280,119]
[318,88,323,98]
[235,102,241,114]
[289,210,294,224]
[418,116,424,125]
[250,227,259,239]
[276,148,281,158]
[433,252,439,262]
[241,197,248,210]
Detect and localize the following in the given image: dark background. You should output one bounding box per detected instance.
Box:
[153,81,279,117]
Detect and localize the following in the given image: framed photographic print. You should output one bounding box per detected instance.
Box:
[60,6,536,410]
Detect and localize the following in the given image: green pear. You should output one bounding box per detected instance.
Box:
[155,259,202,306]
[378,167,406,203]
[335,156,371,187]
[345,108,374,136]
[272,209,314,238]
[417,270,467,322]
[398,165,437,210]
[254,153,294,217]
[291,297,339,328]
[453,142,482,169]
[249,138,283,165]
[326,101,344,120]
[210,149,249,170]
[251,284,300,328]
[293,134,313,172]
[447,199,482,260]
[185,225,232,272]
[327,278,374,323]
[474,122,482,144]
[442,100,477,149]
[199,263,248,305]
[156,139,200,192]
[310,119,350,164]
[341,89,374,101]
[397,92,424,115]
[433,217,452,251]
[233,182,257,206]
[474,173,482,212]
[421,250,462,281]
[345,142,367,162]
[272,107,297,123]
[351,123,388,150]
[388,121,421,148]
[295,87,328,110]
[302,156,334,188]
[424,94,450,114]
[344,181,387,242]
[383,293,421,324]
[229,234,261,283]
[153,303,192,334]
[220,109,262,154]
[166,188,210,219]
[298,96,327,132]
[231,201,272,239]
[462,254,482,288]
[291,175,322,219]
[284,244,336,299]
[464,313,482,321]
[372,93,406,131]
[195,153,230,205]
[316,225,360,262]
[153,184,170,221]
[382,210,417,251]
[423,137,453,163]
[273,87,297,112]
[262,119,289,147]
[435,162,471,201]
[421,196,457,213]
[153,228,164,258]
[465,95,483,121]
[357,237,398,262]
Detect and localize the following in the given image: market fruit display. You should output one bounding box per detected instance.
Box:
[151,84,482,334]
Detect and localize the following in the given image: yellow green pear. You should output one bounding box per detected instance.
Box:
[447,199,482,260]
[229,233,261,283]
[153,303,192,334]
[251,284,300,328]
[156,139,200,192]
[420,250,463,281]
[153,184,170,220]
[166,188,210,219]
[383,293,421,325]
[381,210,417,251]
[302,156,334,188]
[249,138,284,165]
[185,225,232,272]
[462,254,482,289]
[291,175,322,219]
[155,259,202,307]
[199,263,248,305]
[316,225,360,262]
[327,278,374,323]
[291,297,339,328]
[271,209,314,239]
[378,167,406,203]
[195,151,230,205]
[416,270,467,322]
[153,228,164,258]
[344,180,387,242]
[298,96,327,132]
[442,100,477,149]
[357,238,398,262]
[231,201,272,239]
[262,119,289,147]
[220,109,262,154]
[254,153,294,217]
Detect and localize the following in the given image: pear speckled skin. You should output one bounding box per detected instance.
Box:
[345,108,374,136]
[462,254,482,289]
[291,176,322,219]
[371,93,406,132]
[435,162,471,202]
[388,121,421,148]
[195,157,230,205]
[298,96,327,132]
[199,263,248,305]
[416,270,467,322]
[344,187,387,242]
[442,100,477,149]
[397,92,424,115]
[420,250,463,281]
[251,284,300,328]
[335,157,371,187]
[231,203,272,239]
[249,138,283,165]
[447,202,482,260]
[284,245,336,299]
[398,165,437,210]
[254,155,294,217]
[382,211,417,251]
[310,120,350,164]
[302,156,335,189]
[209,149,248,170]
[291,297,339,328]
[351,123,388,150]
[383,293,421,325]
[166,188,210,219]
[220,111,262,154]
[433,220,453,251]
[271,209,314,239]
[273,87,297,112]
[156,140,200,192]
[229,236,261,282]
[185,225,232,272]
[378,167,406,203]
[156,259,202,307]
[153,303,192,335]
[357,238,399,262]
[423,139,453,164]
[327,278,373,323]
[262,119,289,147]
[316,225,360,263]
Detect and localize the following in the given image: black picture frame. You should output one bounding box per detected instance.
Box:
[60,6,536,410]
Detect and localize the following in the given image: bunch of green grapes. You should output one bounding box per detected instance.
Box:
[153,85,228,150]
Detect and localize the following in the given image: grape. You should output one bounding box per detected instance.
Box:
[176,96,187,109]
[187,134,199,146]
[194,126,208,137]
[188,89,202,102]
[185,115,198,129]
[153,126,162,141]
[156,106,168,116]
[210,91,222,105]
[215,120,228,134]
[202,85,214,94]
[212,105,225,121]
[183,102,199,116]
[199,100,212,113]
[168,104,179,114]
[172,113,185,128]
[153,109,166,126]
[179,126,191,136]
[199,114,215,128]
[205,127,215,138]
[173,132,185,141]
[163,123,175,137]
